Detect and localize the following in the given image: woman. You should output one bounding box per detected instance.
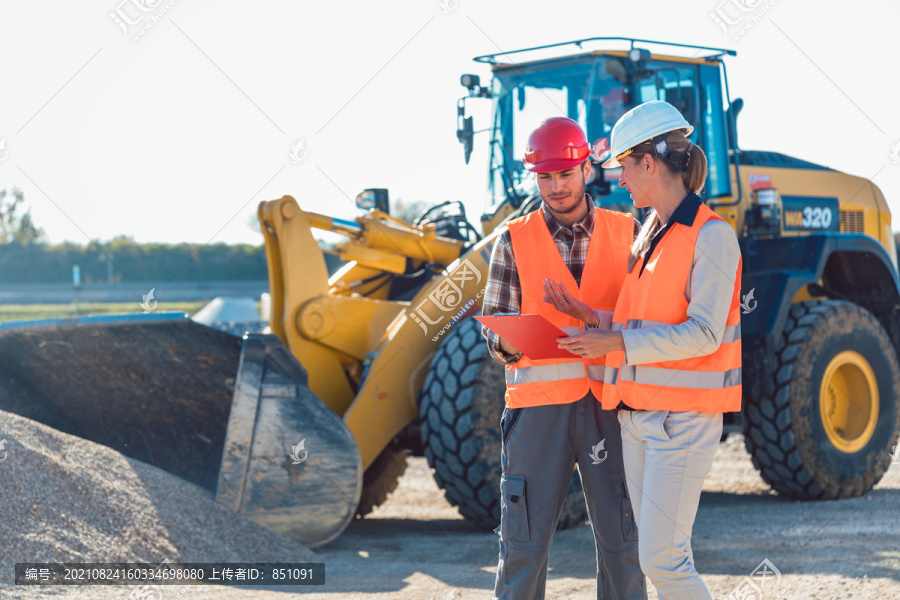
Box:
[543,100,742,600]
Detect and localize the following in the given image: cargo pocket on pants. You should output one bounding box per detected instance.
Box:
[500,474,530,543]
[619,480,638,542]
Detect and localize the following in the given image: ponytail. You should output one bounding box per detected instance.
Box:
[681,141,707,195]
[625,130,708,271]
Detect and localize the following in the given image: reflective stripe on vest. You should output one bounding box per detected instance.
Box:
[506,361,586,385]
[604,365,742,389]
[586,364,606,382]
[505,354,610,386]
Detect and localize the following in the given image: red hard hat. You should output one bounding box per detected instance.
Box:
[523,117,591,173]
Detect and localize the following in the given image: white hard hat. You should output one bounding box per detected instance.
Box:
[600,100,694,168]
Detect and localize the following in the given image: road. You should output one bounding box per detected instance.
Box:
[282,435,900,599]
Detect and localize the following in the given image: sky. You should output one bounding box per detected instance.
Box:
[0,0,897,246]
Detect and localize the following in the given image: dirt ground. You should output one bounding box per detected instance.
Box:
[9,434,900,599]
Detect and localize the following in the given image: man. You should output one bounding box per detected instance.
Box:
[482,117,646,600]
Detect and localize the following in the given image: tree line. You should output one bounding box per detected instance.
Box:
[0,238,268,284]
[0,188,266,284]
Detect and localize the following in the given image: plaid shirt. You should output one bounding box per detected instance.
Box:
[482,195,640,364]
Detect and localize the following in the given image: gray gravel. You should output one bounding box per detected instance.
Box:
[3,411,898,599]
[0,409,316,599]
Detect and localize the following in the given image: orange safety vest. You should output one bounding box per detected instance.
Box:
[505,206,634,408]
[600,203,742,413]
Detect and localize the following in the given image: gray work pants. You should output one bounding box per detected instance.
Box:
[492,391,647,600]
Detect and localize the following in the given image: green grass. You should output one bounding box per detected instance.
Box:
[0,302,207,323]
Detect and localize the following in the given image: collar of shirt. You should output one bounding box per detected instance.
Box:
[661,192,702,228]
[639,192,703,276]
[541,194,595,241]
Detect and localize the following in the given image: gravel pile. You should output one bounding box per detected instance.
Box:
[0,409,316,594]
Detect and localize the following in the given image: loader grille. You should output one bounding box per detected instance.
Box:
[840,210,864,233]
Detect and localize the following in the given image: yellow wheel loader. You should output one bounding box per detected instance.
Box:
[2,39,897,547]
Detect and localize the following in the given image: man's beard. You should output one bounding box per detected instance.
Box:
[543,177,585,215]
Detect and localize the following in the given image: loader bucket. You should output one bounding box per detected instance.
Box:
[0,312,361,547]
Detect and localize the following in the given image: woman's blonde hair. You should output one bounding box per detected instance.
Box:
[626,129,708,272]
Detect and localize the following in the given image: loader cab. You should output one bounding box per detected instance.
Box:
[461,40,738,230]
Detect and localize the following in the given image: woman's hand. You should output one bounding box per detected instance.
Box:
[557,329,625,359]
[543,279,596,324]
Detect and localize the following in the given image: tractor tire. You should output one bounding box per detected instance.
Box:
[356,441,409,518]
[418,317,587,530]
[744,300,900,499]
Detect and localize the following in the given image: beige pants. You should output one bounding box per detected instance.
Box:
[618,409,723,600]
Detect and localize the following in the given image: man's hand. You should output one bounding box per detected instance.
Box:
[543,279,596,325]
[499,336,520,356]
[557,329,624,359]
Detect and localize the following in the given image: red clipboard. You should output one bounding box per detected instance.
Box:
[474,314,579,360]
